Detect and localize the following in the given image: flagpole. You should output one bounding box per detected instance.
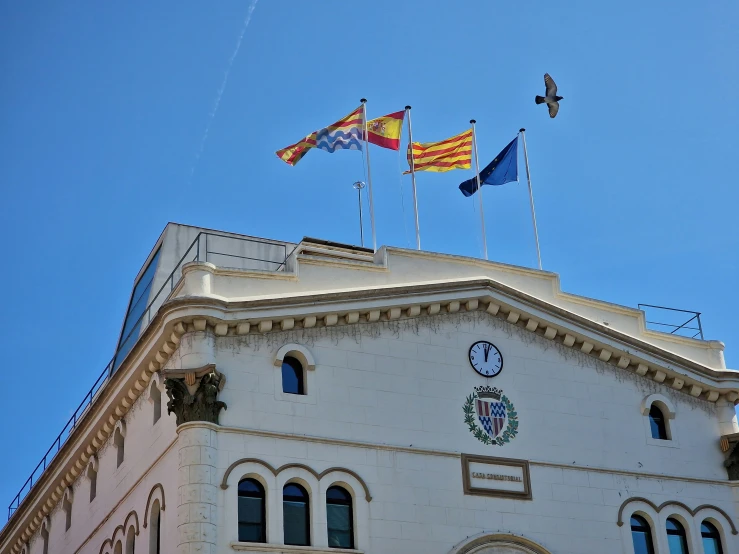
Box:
[470,119,488,260]
[519,128,542,270]
[361,99,377,252]
[405,106,421,250]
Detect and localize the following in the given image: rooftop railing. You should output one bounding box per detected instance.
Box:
[6,232,296,521]
[638,303,704,340]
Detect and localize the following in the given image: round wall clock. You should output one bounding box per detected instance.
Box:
[468,341,503,377]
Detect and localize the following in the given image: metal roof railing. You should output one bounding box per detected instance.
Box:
[6,232,295,521]
[638,303,704,340]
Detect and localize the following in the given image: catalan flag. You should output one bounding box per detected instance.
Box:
[366,111,404,150]
[407,129,473,173]
[276,106,364,166]
[275,132,317,166]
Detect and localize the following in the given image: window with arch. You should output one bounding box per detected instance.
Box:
[701,521,724,554]
[63,495,72,531]
[281,356,305,395]
[114,541,123,554]
[649,404,669,440]
[283,483,310,546]
[148,500,161,554]
[40,526,49,554]
[630,514,655,554]
[326,486,354,549]
[125,526,135,554]
[151,382,161,424]
[114,427,125,467]
[238,478,266,543]
[89,468,97,502]
[666,517,689,554]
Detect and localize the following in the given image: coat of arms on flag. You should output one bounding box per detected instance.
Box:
[463,385,518,446]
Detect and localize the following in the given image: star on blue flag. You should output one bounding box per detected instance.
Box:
[459,136,518,196]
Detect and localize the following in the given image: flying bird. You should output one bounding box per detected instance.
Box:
[535,73,563,118]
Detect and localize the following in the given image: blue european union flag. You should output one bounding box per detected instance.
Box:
[459,136,518,197]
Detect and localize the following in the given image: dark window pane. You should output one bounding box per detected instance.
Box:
[701,521,723,554]
[649,405,668,440]
[666,518,688,554]
[631,515,655,554]
[114,248,162,371]
[238,479,265,543]
[282,357,304,395]
[327,486,352,503]
[327,486,353,549]
[283,483,310,546]
[327,504,352,548]
[667,535,688,554]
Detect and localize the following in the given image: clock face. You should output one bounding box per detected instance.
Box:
[468,341,503,378]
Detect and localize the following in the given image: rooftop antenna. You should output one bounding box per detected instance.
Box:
[353,181,366,247]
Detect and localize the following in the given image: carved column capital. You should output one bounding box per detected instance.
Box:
[164,365,227,426]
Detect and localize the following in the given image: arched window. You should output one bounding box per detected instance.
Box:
[630,515,655,554]
[126,526,136,554]
[649,405,668,440]
[282,357,305,395]
[89,468,97,502]
[148,500,161,554]
[701,521,724,554]
[238,478,266,543]
[326,486,354,549]
[114,427,125,467]
[666,518,689,554]
[114,541,123,554]
[283,483,310,546]
[151,383,161,424]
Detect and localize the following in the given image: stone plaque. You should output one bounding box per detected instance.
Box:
[461,454,532,500]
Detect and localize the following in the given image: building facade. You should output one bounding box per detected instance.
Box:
[2,223,738,554]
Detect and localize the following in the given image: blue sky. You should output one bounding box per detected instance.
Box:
[1,0,737,515]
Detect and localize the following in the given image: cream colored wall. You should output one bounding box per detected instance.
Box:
[23,380,179,554]
[202,310,738,553]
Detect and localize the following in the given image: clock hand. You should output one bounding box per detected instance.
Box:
[484,344,490,362]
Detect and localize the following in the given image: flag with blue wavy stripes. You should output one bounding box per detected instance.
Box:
[314,106,364,153]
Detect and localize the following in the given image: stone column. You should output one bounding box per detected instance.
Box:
[717,398,739,435]
[178,424,218,554]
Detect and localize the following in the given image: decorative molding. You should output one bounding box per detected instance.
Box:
[123,510,139,535]
[450,533,553,554]
[220,458,372,502]
[640,393,677,418]
[461,454,532,500]
[165,368,227,425]
[615,497,738,535]
[274,343,316,371]
[142,483,166,529]
[230,542,363,553]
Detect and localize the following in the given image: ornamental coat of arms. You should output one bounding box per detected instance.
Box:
[463,385,518,446]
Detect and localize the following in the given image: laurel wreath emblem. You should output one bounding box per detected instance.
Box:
[463,391,519,446]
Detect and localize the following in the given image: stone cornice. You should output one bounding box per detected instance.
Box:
[160,277,736,384]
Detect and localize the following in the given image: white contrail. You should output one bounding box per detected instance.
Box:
[189,0,259,182]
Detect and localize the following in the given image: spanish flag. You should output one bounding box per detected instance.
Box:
[407,129,473,172]
[366,111,404,150]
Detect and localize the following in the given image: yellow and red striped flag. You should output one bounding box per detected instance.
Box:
[275,132,317,166]
[406,129,473,173]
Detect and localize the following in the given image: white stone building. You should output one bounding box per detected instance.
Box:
[2,222,738,554]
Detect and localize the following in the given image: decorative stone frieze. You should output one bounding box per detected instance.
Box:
[164,365,227,426]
